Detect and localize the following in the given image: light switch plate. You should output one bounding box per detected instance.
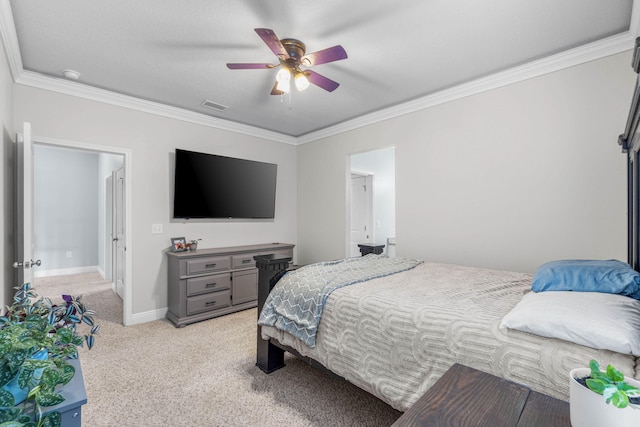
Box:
[151,224,163,234]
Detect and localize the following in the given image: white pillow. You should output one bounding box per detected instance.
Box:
[500,291,640,356]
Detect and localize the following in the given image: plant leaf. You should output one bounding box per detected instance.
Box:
[35,391,65,407]
[41,367,60,387]
[58,363,74,385]
[82,316,94,327]
[85,334,95,350]
[586,378,607,395]
[41,410,62,427]
[0,387,15,407]
[606,364,625,383]
[0,364,15,387]
[608,389,630,408]
[18,368,34,388]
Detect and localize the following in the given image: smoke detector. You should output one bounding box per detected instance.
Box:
[62,69,81,80]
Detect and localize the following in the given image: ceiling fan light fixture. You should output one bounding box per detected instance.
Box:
[276,67,291,84]
[276,79,290,93]
[295,72,310,91]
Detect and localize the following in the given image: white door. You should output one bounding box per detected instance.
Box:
[350,174,374,257]
[13,122,41,284]
[113,167,125,298]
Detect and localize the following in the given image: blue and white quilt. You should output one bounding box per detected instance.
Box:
[257,254,423,347]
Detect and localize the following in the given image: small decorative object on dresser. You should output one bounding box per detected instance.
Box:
[170,237,187,252]
[186,239,201,251]
[166,243,294,327]
[570,360,640,427]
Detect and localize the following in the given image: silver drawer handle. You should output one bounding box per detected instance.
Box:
[242,259,252,264]
[205,283,217,288]
[205,263,217,268]
[205,301,216,307]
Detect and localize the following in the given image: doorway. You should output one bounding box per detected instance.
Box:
[16,129,132,325]
[350,173,374,257]
[347,147,396,257]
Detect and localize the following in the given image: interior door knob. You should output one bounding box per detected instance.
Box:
[12,261,23,268]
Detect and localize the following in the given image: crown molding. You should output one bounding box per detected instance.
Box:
[297,31,637,144]
[15,70,298,145]
[0,0,23,80]
[2,0,639,146]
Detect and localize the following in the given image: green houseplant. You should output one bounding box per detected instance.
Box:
[584,360,640,408]
[0,283,99,426]
[570,359,640,427]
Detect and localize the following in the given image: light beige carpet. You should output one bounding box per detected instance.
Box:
[42,275,402,426]
[33,272,113,302]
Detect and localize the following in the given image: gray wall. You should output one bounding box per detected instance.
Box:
[3,44,636,320]
[297,51,635,273]
[33,144,100,273]
[12,86,298,318]
[0,30,14,308]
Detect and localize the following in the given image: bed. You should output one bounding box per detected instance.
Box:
[257,257,640,411]
[256,39,640,412]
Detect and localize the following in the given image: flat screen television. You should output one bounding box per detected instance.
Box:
[173,149,277,219]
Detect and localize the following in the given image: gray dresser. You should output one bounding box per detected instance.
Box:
[166,243,294,327]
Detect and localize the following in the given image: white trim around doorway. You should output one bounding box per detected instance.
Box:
[32,135,133,326]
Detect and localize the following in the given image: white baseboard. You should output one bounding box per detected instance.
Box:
[128,308,168,326]
[34,265,101,278]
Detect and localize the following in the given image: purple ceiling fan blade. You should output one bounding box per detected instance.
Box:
[254,28,289,58]
[302,45,347,66]
[226,63,275,69]
[305,70,340,92]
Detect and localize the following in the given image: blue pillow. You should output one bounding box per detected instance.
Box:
[531,260,640,300]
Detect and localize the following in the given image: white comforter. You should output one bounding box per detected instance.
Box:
[261,262,638,411]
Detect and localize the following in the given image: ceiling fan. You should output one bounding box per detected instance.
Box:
[226,28,347,95]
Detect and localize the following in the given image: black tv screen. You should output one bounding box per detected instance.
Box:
[173,149,277,219]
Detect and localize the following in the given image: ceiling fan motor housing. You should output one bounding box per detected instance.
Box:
[280,38,306,60]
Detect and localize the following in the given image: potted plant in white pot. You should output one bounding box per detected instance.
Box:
[570,359,640,427]
[0,283,99,426]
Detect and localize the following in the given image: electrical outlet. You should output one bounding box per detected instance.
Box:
[66,251,72,258]
[151,224,163,234]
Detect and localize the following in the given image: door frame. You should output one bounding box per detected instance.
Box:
[27,134,133,326]
[345,154,376,257]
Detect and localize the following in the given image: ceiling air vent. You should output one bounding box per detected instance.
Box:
[201,100,228,112]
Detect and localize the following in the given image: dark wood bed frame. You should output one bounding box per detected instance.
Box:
[256,38,640,374]
[254,254,336,375]
[620,38,640,273]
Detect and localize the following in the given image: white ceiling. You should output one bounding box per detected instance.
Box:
[1,0,638,143]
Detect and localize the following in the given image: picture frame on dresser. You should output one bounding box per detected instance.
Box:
[171,237,187,252]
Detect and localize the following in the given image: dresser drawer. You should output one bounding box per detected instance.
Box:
[186,256,231,275]
[232,253,261,269]
[187,290,231,315]
[186,273,231,297]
